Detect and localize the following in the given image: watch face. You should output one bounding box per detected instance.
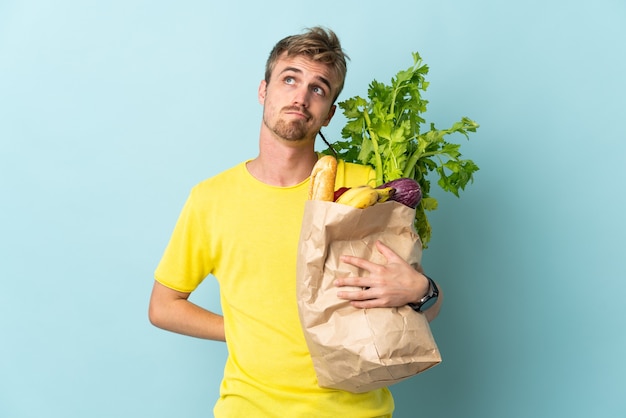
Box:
[409,276,439,312]
[419,295,438,312]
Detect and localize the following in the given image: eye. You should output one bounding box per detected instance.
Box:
[312,86,326,96]
[284,76,295,85]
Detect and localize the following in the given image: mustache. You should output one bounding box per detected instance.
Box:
[283,106,311,118]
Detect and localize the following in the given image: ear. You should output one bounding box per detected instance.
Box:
[322,104,337,127]
[258,80,267,104]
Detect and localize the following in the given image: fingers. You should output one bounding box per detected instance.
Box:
[335,240,398,288]
[348,299,383,309]
[335,240,423,309]
[339,253,377,273]
[339,240,397,269]
[336,287,389,309]
[336,287,370,301]
[374,240,403,263]
[334,274,376,290]
[336,284,401,309]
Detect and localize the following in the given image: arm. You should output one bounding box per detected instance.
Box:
[148,280,225,341]
[334,240,442,322]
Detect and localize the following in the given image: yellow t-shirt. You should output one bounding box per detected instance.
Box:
[155,160,393,417]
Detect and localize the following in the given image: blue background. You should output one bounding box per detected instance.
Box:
[1,1,625,417]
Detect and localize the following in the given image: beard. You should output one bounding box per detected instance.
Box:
[270,119,308,141]
[264,106,314,142]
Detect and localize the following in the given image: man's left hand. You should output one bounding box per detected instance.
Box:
[334,240,429,309]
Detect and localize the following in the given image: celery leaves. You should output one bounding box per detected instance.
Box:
[325,52,479,247]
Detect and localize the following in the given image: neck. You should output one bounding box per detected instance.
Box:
[246,133,319,187]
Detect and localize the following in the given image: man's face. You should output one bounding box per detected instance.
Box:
[258,53,339,144]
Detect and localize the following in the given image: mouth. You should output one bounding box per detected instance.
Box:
[283,106,311,121]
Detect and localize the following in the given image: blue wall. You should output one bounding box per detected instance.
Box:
[1,1,625,417]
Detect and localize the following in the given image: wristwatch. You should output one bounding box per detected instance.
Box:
[409,275,439,313]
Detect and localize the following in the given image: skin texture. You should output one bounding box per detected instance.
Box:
[148,52,441,342]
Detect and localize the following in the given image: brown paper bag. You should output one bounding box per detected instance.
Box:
[296,200,442,393]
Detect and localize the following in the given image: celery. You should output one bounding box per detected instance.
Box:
[324,52,479,248]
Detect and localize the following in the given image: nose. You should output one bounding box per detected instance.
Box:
[292,86,310,107]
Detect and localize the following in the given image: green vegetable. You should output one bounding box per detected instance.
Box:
[323,52,479,247]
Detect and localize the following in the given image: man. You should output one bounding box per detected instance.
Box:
[149,26,442,417]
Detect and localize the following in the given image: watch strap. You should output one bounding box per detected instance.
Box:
[409,275,439,312]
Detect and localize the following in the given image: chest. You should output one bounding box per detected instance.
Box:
[207,185,308,281]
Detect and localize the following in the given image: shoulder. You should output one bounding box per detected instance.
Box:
[192,161,248,194]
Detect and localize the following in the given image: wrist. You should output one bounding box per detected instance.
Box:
[415,273,430,302]
[408,275,439,313]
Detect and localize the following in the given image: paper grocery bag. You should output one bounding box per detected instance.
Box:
[296,200,442,393]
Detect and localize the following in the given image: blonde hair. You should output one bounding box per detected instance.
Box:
[264,26,349,102]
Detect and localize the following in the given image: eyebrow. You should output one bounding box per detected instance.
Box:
[280,66,333,94]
